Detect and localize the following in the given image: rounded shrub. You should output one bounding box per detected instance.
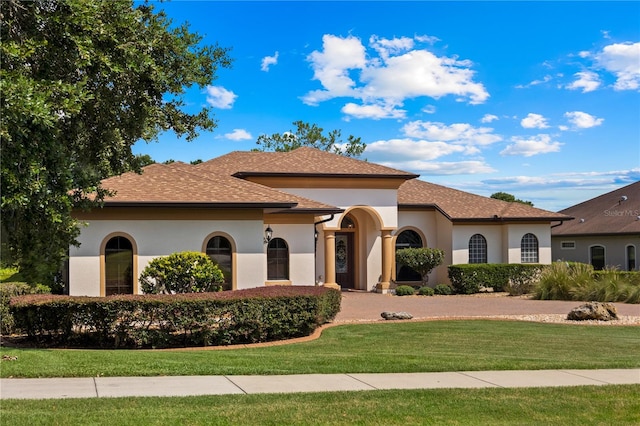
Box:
[418,286,434,296]
[395,285,415,296]
[434,284,453,295]
[140,251,224,294]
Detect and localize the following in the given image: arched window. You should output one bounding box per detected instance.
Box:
[395,229,423,282]
[469,234,487,264]
[105,236,133,295]
[627,245,636,271]
[341,215,356,229]
[521,233,539,263]
[267,238,289,280]
[206,236,232,290]
[590,245,605,270]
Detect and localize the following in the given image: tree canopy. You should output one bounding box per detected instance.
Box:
[254,121,366,158]
[490,192,534,206]
[0,0,232,285]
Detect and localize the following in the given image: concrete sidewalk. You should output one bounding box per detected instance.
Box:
[2,369,639,400]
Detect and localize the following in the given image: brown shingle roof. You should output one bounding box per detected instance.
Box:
[197,147,418,179]
[97,162,342,213]
[399,179,572,221]
[552,181,640,236]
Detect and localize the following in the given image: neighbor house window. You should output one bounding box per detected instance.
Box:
[267,238,289,280]
[395,229,423,282]
[468,234,488,264]
[561,241,576,249]
[590,245,605,270]
[104,236,133,296]
[206,236,232,290]
[521,233,539,263]
[626,245,636,271]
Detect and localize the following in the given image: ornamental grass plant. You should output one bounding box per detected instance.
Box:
[533,262,640,303]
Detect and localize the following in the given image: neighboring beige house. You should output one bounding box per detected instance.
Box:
[68,147,571,296]
[551,181,640,271]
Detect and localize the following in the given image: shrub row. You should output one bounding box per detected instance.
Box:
[0,282,50,335]
[448,264,543,295]
[395,284,453,296]
[9,286,341,348]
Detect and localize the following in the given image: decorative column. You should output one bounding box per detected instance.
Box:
[323,231,340,289]
[376,230,393,293]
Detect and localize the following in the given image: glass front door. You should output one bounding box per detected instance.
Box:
[336,232,354,289]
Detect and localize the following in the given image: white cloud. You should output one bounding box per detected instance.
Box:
[516,75,552,89]
[369,35,414,59]
[341,102,406,120]
[302,34,366,105]
[204,86,237,109]
[501,134,562,157]
[415,34,440,45]
[564,111,604,129]
[366,138,468,160]
[422,104,437,114]
[261,51,279,72]
[520,113,549,129]
[401,120,502,146]
[481,114,498,123]
[595,42,640,90]
[224,129,252,141]
[302,33,489,115]
[566,71,601,92]
[379,160,496,175]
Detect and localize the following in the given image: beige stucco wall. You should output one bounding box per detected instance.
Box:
[283,188,399,229]
[265,223,316,285]
[505,223,552,264]
[68,218,298,295]
[551,234,639,270]
[450,222,552,266]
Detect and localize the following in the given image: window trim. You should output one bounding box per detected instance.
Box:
[626,244,636,271]
[468,233,488,264]
[589,244,606,270]
[267,237,289,281]
[202,232,237,291]
[393,227,425,282]
[100,232,138,297]
[520,233,539,264]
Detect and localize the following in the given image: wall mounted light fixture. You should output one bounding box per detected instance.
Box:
[264,226,273,244]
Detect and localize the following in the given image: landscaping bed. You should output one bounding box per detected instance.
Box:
[6,286,341,349]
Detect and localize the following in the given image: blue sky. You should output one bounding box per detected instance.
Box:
[132,1,640,212]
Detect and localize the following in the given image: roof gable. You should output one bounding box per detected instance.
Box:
[197,147,418,179]
[96,162,341,212]
[399,179,571,221]
[552,181,640,235]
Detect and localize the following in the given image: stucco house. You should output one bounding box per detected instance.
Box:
[551,181,640,270]
[68,147,571,296]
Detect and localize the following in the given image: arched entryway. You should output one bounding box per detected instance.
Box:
[322,207,391,292]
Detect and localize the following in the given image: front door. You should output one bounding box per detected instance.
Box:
[336,232,355,289]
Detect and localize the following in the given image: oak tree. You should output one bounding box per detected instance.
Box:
[255,120,366,158]
[1,0,232,285]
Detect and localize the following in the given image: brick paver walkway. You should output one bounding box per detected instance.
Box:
[334,291,640,323]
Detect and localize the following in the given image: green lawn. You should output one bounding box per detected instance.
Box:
[2,385,639,425]
[2,320,639,378]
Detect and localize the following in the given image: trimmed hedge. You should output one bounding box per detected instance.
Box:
[9,286,341,348]
[1,282,50,335]
[448,264,543,294]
